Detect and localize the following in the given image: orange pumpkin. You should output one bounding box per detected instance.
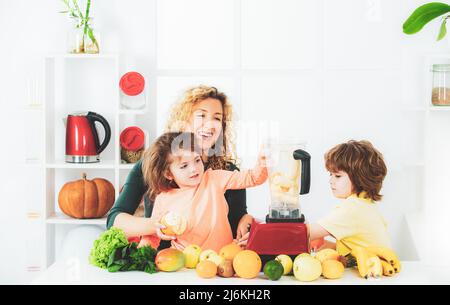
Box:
[58,173,115,219]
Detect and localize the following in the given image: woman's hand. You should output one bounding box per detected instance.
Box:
[235,214,253,247]
[236,232,249,248]
[258,148,268,168]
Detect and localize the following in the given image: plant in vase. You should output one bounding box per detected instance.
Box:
[60,0,100,53]
[403,2,450,41]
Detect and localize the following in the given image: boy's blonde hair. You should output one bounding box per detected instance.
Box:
[165,85,237,170]
[325,140,387,201]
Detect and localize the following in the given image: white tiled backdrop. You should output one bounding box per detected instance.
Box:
[1,0,449,283]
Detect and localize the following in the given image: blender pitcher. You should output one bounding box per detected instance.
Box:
[266,142,311,222]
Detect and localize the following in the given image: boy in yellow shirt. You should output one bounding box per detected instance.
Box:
[308,140,391,256]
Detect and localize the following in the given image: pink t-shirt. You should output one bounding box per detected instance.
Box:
[150,163,268,252]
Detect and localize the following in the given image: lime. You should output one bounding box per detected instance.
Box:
[263,260,284,281]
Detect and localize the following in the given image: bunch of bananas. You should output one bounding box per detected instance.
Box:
[351,246,401,279]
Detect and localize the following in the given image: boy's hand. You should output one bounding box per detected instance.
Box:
[310,238,325,252]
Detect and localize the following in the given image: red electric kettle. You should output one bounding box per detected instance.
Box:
[65,111,111,163]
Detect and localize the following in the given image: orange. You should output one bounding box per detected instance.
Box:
[219,243,242,261]
[196,260,217,279]
[322,260,345,279]
[233,250,262,279]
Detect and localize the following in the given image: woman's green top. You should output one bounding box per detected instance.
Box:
[106,160,248,243]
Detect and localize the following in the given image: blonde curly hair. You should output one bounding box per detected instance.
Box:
[165,85,237,170]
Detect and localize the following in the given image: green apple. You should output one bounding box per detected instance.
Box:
[183,244,202,269]
[199,249,217,262]
[275,254,293,275]
[207,253,225,266]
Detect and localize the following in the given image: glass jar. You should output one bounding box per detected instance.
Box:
[67,20,85,54]
[67,18,100,54]
[431,64,450,106]
[84,18,100,54]
[119,72,146,110]
[120,127,145,163]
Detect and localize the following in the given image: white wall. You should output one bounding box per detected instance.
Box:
[0,0,447,284]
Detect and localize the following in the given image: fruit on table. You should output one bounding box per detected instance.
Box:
[127,236,141,244]
[160,212,187,236]
[200,249,217,262]
[233,250,262,279]
[263,260,284,281]
[293,256,322,282]
[365,246,401,273]
[196,260,217,279]
[380,259,395,277]
[217,260,235,278]
[219,243,242,261]
[294,252,311,263]
[58,173,115,219]
[321,260,345,279]
[138,235,161,250]
[207,253,225,266]
[183,244,202,269]
[155,248,185,272]
[199,249,225,266]
[275,254,293,275]
[352,247,383,279]
[315,249,340,263]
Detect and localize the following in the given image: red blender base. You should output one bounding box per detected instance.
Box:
[246,218,310,266]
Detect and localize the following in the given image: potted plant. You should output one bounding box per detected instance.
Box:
[60,0,100,53]
[403,2,450,41]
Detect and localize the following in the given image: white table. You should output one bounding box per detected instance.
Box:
[31,260,450,285]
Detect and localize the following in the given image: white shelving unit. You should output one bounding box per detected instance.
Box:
[405,53,450,263]
[24,53,153,269]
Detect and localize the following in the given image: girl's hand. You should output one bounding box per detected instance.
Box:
[155,225,177,241]
[235,214,253,241]
[148,219,176,241]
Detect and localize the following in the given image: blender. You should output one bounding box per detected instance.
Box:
[246,141,311,264]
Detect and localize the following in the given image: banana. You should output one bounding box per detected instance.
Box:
[366,247,401,273]
[380,259,395,277]
[351,247,382,279]
[367,255,383,278]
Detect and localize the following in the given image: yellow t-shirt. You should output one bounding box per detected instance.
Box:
[317,193,391,256]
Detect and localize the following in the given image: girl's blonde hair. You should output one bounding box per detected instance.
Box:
[142,132,202,201]
[165,85,237,170]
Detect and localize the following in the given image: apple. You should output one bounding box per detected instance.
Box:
[183,244,202,269]
[199,249,218,262]
[207,253,225,266]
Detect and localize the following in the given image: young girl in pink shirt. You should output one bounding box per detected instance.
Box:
[139,132,268,252]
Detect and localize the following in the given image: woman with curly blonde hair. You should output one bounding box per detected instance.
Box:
[107,85,253,249]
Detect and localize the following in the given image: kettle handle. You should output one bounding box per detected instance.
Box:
[87,112,111,155]
[293,149,311,195]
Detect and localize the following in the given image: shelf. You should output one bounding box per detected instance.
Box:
[119,163,136,170]
[46,213,107,225]
[45,53,119,60]
[45,160,116,169]
[429,106,450,111]
[118,108,148,115]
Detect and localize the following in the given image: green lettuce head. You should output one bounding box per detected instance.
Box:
[89,227,128,269]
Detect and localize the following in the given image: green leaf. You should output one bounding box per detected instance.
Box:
[403,2,450,35]
[438,17,448,40]
[107,264,122,273]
